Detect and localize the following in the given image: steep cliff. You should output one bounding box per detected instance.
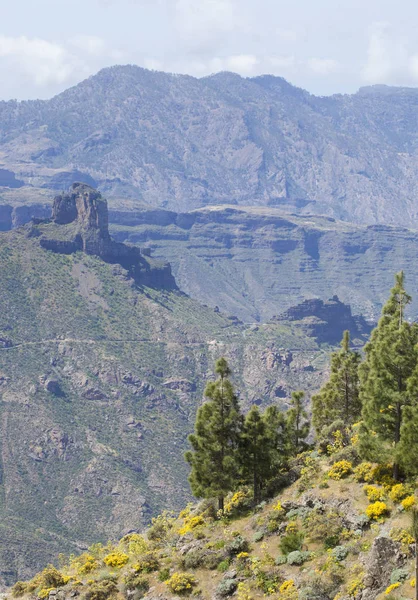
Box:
[31,183,176,290]
[108,205,418,323]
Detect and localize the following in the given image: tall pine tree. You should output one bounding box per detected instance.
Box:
[286,391,310,455]
[240,405,274,504]
[312,330,361,435]
[185,358,243,511]
[359,272,418,480]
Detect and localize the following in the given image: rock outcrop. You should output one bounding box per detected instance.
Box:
[274,296,373,344]
[35,183,176,290]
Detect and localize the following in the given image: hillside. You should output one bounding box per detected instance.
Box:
[8,433,418,600]
[2,67,418,225]
[0,185,354,583]
[109,205,418,323]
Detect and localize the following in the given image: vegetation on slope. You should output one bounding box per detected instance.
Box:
[10,272,418,600]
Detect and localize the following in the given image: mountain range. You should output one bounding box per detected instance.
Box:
[2,66,418,227]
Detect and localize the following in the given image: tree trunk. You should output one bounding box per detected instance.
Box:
[393,395,402,481]
[218,496,224,512]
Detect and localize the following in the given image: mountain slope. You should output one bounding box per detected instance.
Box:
[0,187,336,583]
[8,437,418,600]
[2,67,418,225]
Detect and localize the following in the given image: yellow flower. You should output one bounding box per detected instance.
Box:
[365,501,389,520]
[384,582,400,594]
[401,495,416,511]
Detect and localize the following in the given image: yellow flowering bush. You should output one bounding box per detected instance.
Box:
[38,588,55,599]
[280,580,296,593]
[179,515,205,535]
[384,582,401,595]
[273,500,285,514]
[328,460,353,480]
[390,527,414,545]
[103,551,129,568]
[237,582,253,600]
[224,490,251,515]
[327,430,346,455]
[389,483,410,503]
[346,575,365,598]
[411,577,416,588]
[353,462,375,483]
[401,495,416,511]
[365,501,389,520]
[279,579,298,599]
[132,552,159,573]
[285,521,299,534]
[165,572,196,595]
[122,533,148,555]
[363,485,384,502]
[72,553,99,575]
[236,552,250,561]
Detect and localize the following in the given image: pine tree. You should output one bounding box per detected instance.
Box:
[397,364,418,477]
[185,357,243,511]
[286,391,310,455]
[240,405,273,504]
[312,330,361,435]
[263,405,290,473]
[359,272,418,480]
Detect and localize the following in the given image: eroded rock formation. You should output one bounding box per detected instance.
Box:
[36,183,176,290]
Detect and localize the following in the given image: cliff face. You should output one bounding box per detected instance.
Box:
[108,205,418,323]
[35,183,176,290]
[275,296,373,344]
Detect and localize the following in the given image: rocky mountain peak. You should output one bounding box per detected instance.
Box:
[34,184,176,290]
[52,183,108,232]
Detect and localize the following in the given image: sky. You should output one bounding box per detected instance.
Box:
[2,0,418,100]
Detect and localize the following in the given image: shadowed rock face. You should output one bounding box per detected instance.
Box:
[274,296,373,344]
[39,183,177,290]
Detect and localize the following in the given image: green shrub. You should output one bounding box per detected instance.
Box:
[331,545,348,561]
[280,531,304,555]
[158,568,170,582]
[217,559,231,573]
[225,535,248,556]
[216,579,237,597]
[287,551,310,565]
[390,568,409,584]
[252,531,264,542]
[123,572,149,593]
[11,582,27,598]
[83,580,118,600]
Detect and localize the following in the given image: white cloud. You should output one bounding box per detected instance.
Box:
[225,54,258,74]
[69,35,107,57]
[269,55,296,70]
[174,0,240,52]
[0,35,83,86]
[307,57,339,75]
[360,22,418,85]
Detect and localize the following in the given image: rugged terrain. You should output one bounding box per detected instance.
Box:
[2,67,418,226]
[108,204,418,322]
[0,185,368,583]
[7,435,418,600]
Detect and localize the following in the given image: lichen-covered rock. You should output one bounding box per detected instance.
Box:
[362,536,405,597]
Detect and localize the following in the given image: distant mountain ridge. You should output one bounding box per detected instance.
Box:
[1,65,418,226]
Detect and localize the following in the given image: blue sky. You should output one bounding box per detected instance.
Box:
[1,0,418,99]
